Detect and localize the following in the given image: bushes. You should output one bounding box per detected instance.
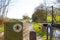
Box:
[0,25,4,32]
[33,23,45,36]
[33,23,55,40]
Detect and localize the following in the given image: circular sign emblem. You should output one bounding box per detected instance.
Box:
[13,24,22,32]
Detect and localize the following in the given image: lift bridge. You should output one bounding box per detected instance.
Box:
[43,6,60,40]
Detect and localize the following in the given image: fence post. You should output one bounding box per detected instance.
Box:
[30,31,36,40]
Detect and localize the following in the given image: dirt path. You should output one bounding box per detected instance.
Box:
[0,32,4,40]
[23,22,43,40]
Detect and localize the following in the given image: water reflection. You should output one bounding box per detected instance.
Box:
[53,30,60,37]
[48,27,60,40]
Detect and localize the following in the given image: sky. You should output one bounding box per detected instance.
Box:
[7,0,43,19]
[7,0,57,19]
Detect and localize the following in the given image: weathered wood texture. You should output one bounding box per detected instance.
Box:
[4,22,23,40]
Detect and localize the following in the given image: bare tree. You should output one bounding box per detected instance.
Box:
[57,0,60,3]
[0,0,11,25]
[0,0,11,18]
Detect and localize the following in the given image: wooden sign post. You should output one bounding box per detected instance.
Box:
[4,22,23,40]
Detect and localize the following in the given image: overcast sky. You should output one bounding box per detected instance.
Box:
[7,0,43,19]
[7,0,57,19]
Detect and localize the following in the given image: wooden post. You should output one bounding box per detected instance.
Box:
[4,22,23,40]
[30,31,36,40]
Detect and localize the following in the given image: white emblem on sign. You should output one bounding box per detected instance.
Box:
[13,24,22,32]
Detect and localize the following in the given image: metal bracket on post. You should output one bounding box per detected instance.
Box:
[48,24,53,40]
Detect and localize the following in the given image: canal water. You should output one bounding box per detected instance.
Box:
[48,27,60,40]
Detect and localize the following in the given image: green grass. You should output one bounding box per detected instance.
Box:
[0,25,4,32]
[43,35,55,40]
[33,23,45,36]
